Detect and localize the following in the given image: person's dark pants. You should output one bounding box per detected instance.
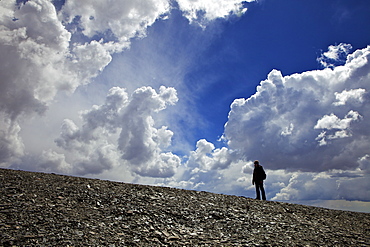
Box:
[255,181,266,200]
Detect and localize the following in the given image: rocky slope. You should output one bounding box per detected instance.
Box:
[0,168,369,246]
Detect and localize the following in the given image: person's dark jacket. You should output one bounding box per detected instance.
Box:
[252,165,266,184]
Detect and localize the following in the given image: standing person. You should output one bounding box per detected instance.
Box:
[252,160,266,200]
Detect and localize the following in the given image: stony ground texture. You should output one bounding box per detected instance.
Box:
[0,168,369,246]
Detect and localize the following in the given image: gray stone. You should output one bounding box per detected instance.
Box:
[1,168,369,246]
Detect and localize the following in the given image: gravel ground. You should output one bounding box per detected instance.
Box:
[1,168,369,246]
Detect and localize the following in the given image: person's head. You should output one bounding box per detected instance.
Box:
[254,160,259,167]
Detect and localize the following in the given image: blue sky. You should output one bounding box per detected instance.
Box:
[1,0,370,213]
[103,0,370,146]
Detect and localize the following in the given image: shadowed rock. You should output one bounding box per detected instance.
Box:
[1,168,369,246]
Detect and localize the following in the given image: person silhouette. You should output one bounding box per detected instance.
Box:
[252,160,266,200]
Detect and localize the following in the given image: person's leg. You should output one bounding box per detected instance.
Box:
[260,183,266,200]
[255,183,261,200]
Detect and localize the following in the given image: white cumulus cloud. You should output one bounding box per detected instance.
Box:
[271,166,370,202]
[224,45,370,172]
[333,88,366,106]
[176,0,254,25]
[0,0,252,168]
[318,43,352,68]
[187,139,233,171]
[55,86,180,177]
[59,0,171,51]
